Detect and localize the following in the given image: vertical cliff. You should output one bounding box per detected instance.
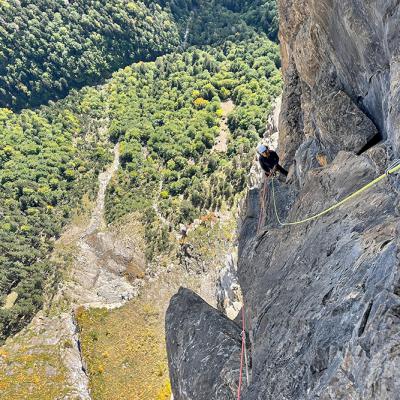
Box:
[278,0,400,175]
[166,1,400,399]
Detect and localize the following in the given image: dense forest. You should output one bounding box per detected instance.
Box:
[221,0,279,40]
[0,0,280,341]
[0,90,112,340]
[0,0,180,109]
[0,0,278,110]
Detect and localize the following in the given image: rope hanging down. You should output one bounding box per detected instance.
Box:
[237,305,250,400]
[272,160,400,227]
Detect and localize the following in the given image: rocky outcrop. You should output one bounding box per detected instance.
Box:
[278,0,400,167]
[0,311,91,399]
[166,1,400,399]
[67,143,142,308]
[217,252,242,320]
[166,288,245,400]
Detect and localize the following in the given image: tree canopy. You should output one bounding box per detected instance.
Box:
[0,88,113,340]
[0,0,180,109]
[0,0,278,110]
[104,34,281,259]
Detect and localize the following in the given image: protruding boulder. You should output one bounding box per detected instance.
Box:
[166,288,244,400]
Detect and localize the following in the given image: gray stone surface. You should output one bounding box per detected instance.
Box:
[166,288,246,400]
[238,151,400,399]
[278,0,400,171]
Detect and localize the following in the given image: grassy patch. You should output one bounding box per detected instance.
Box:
[2,291,18,309]
[76,301,169,400]
[75,209,238,399]
[0,344,69,400]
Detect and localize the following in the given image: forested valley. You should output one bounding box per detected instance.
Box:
[0,0,278,109]
[0,0,280,350]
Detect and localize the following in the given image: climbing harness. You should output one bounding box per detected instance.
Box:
[271,160,400,227]
[237,306,249,400]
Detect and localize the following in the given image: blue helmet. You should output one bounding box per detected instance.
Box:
[257,144,268,154]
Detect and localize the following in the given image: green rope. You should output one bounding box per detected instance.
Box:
[271,161,400,227]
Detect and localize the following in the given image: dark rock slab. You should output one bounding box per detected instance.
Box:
[166,287,245,400]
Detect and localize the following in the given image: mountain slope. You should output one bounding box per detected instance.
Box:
[0,0,281,342]
[0,0,279,110]
[0,1,282,397]
[0,93,112,341]
[165,1,400,399]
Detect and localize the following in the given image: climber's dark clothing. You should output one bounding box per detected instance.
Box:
[275,164,288,177]
[259,151,288,177]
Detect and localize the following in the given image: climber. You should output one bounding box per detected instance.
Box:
[257,144,288,177]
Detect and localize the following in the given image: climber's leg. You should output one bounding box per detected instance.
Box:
[276,164,288,177]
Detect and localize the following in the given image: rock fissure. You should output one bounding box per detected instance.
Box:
[71,314,89,378]
[358,301,374,337]
[356,133,383,155]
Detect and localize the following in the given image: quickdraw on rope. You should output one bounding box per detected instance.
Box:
[272,160,400,227]
[386,159,400,176]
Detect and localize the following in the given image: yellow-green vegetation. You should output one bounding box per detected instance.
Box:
[104,35,281,261]
[0,343,68,399]
[0,0,282,345]
[76,301,169,400]
[2,291,18,309]
[185,209,237,262]
[156,380,172,400]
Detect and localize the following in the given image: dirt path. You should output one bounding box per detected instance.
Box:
[68,143,141,308]
[182,11,194,49]
[0,143,143,400]
[213,100,235,153]
[84,143,120,236]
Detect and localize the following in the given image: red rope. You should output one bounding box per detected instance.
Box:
[237,306,246,400]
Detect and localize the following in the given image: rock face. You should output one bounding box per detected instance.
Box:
[278,0,400,168]
[166,1,400,400]
[217,252,242,320]
[67,143,142,308]
[166,288,245,400]
[239,151,400,399]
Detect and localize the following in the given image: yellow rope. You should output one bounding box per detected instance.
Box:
[271,162,400,227]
